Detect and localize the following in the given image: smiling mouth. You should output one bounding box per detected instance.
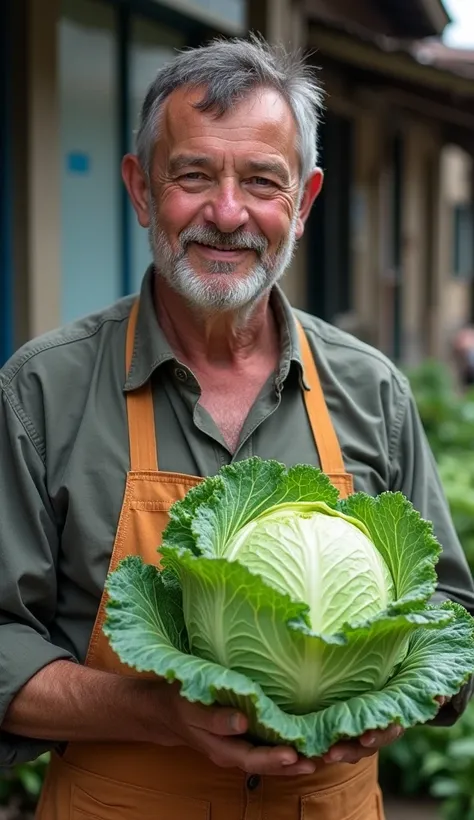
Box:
[193,241,248,252]
[188,242,253,263]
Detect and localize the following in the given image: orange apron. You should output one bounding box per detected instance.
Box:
[36,302,384,820]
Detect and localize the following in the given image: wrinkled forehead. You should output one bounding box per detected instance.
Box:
[156,85,300,171]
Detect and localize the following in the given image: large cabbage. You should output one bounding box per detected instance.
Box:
[104,458,474,756]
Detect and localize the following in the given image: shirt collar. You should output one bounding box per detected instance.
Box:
[124,265,307,392]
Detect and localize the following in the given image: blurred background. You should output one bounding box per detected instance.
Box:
[1,1,474,818]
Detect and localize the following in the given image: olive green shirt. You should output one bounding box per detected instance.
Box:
[1,267,473,765]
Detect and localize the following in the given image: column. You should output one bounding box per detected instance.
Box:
[27,0,62,338]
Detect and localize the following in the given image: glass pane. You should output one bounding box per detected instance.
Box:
[59,0,121,323]
[180,0,245,27]
[129,17,187,293]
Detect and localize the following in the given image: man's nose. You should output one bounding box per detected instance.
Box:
[202,180,250,233]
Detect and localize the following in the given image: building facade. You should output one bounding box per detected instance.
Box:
[1,0,474,369]
[302,1,474,366]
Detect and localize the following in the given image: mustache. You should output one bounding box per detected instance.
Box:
[178,226,268,255]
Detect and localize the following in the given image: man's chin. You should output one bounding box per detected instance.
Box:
[155,259,275,310]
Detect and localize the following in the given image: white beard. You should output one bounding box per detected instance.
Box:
[148,205,299,312]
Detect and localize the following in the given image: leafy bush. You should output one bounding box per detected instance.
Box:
[0,754,49,816]
[406,360,474,459]
[406,360,474,576]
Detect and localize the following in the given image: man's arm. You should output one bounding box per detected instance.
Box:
[0,382,77,765]
[390,379,474,726]
[391,381,474,611]
[3,661,317,777]
[2,661,178,744]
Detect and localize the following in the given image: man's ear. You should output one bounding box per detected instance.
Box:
[122,154,151,228]
[295,169,324,240]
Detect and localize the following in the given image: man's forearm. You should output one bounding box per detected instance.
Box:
[2,660,171,744]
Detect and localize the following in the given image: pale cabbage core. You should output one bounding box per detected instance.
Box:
[226,502,395,633]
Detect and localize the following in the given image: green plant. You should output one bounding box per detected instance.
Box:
[406,360,474,459]
[0,753,49,809]
[380,700,474,819]
[438,455,474,572]
[104,457,474,758]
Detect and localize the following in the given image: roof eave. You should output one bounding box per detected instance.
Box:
[418,0,451,36]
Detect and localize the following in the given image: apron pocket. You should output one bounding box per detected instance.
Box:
[71,781,210,820]
[301,788,383,820]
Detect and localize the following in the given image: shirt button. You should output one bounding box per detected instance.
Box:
[246,774,261,790]
[175,367,188,382]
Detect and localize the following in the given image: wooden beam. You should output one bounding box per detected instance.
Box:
[308,25,474,98]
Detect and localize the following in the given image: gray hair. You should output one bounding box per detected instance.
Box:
[136,35,324,184]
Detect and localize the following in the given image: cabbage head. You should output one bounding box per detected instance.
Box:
[104,458,474,757]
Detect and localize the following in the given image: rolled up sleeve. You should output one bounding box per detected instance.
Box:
[0,383,74,765]
[390,380,474,724]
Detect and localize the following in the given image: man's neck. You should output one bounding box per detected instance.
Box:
[153,276,280,373]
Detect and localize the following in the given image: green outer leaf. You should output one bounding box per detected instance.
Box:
[104,559,474,758]
[104,556,189,658]
[162,476,221,555]
[162,458,339,558]
[339,492,441,607]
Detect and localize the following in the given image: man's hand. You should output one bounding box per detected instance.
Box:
[321,696,449,765]
[154,682,316,776]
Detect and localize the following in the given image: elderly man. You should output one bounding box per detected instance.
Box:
[0,37,473,820]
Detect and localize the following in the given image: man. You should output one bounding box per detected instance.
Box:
[453,325,474,387]
[0,37,473,820]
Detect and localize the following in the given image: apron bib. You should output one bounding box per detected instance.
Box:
[36,302,384,820]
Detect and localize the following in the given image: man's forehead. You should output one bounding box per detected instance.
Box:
[160,85,298,149]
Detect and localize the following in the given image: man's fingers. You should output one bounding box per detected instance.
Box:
[323,725,404,764]
[239,742,316,775]
[323,745,376,765]
[359,724,404,748]
[197,731,317,776]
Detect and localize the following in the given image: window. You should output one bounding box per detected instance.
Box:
[453,203,474,280]
[165,0,245,29]
[59,0,121,323]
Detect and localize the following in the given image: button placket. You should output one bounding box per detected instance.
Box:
[243,774,263,820]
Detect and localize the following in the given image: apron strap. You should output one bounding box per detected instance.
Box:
[296,320,347,476]
[125,300,159,472]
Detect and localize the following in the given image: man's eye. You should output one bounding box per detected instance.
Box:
[181,172,206,180]
[249,177,276,187]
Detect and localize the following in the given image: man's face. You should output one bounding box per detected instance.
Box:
[127,86,321,311]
